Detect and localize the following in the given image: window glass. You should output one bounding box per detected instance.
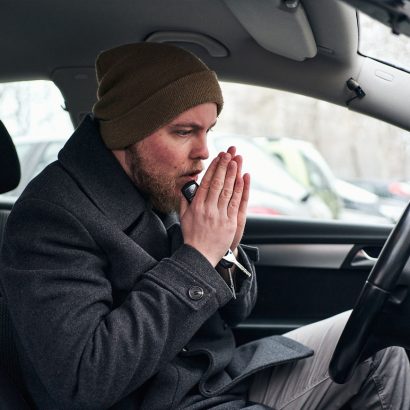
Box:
[0,80,73,198]
[0,80,73,138]
[14,143,32,164]
[31,141,66,178]
[214,81,410,223]
[302,154,330,191]
[2,79,410,224]
[358,11,410,72]
[210,134,307,200]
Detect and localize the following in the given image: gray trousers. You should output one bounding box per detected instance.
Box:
[248,311,410,409]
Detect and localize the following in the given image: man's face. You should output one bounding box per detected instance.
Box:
[125,102,217,213]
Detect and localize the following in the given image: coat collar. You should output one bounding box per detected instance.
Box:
[58,114,147,231]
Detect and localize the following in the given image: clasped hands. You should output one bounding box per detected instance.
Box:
[180,146,250,268]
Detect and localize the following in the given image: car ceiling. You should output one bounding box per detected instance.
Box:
[2,0,410,132]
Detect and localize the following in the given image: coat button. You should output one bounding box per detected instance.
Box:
[188,286,204,300]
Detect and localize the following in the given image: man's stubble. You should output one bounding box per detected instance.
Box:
[125,144,193,214]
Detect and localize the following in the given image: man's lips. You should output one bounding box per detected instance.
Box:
[181,169,202,179]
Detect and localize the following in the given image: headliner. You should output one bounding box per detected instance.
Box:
[2,0,410,132]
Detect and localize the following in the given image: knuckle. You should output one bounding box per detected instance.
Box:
[221,188,233,199]
[220,154,231,163]
[204,208,215,220]
[234,186,243,195]
[235,178,244,188]
[227,161,237,173]
[210,178,224,190]
[200,180,211,190]
[229,199,240,209]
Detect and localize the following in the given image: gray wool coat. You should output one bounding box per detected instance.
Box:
[0,116,312,410]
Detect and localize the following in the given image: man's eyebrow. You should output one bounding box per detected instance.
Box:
[168,121,217,130]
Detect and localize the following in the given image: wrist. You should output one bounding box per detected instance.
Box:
[183,241,220,267]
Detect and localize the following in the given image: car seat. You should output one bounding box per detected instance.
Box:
[0,120,31,408]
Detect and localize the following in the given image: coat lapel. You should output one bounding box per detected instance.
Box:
[58,115,184,261]
[58,115,146,232]
[163,213,184,254]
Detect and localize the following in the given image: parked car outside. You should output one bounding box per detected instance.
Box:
[209,133,333,219]
[254,137,401,223]
[10,134,397,223]
[349,178,410,221]
[350,179,410,203]
[334,178,393,224]
[254,136,342,219]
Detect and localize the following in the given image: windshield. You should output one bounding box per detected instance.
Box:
[359,11,410,71]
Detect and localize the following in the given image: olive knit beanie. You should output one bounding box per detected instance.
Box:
[92,42,224,149]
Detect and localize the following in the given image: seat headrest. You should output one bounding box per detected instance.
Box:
[0,121,21,194]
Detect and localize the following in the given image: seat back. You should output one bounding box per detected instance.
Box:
[0,121,32,408]
[0,120,21,195]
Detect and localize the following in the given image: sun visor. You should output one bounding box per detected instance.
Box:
[224,0,317,61]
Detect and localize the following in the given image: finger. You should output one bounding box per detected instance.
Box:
[238,173,251,218]
[179,194,189,218]
[227,174,244,219]
[227,146,236,158]
[232,154,243,180]
[195,156,220,203]
[218,160,238,211]
[204,152,232,205]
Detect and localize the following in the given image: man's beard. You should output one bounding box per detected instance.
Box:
[125,144,198,214]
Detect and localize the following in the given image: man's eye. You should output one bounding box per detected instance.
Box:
[176,130,191,136]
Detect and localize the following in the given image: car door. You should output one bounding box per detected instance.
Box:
[234,216,392,345]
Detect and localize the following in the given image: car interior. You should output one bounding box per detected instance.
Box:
[1,0,410,408]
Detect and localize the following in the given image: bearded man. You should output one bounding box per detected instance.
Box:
[1,42,409,410]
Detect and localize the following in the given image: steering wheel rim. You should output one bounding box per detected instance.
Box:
[329,201,410,384]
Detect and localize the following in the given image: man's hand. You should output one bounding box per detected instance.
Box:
[179,150,249,267]
[226,146,250,252]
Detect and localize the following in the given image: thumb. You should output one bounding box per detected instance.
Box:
[179,195,189,218]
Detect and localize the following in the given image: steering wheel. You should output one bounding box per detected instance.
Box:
[329,201,410,384]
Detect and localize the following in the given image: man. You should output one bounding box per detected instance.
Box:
[0,42,409,409]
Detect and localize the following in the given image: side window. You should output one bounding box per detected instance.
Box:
[215,81,409,223]
[302,153,331,191]
[31,141,66,178]
[272,153,285,166]
[0,81,73,198]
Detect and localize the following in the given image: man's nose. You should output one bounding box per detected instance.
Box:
[192,133,209,160]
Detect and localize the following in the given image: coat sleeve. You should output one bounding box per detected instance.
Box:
[219,244,258,327]
[0,198,233,410]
